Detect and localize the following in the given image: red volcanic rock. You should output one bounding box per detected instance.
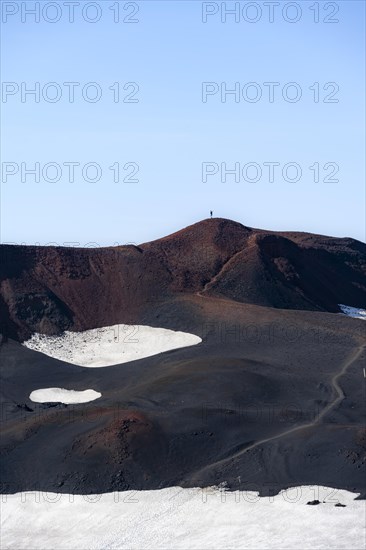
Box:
[0,218,365,340]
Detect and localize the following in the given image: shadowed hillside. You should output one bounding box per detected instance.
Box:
[1,218,365,340]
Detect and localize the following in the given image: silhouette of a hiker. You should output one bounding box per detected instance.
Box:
[210,210,213,218]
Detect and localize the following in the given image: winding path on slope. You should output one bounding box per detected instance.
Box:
[195,262,366,472]
[196,250,366,473]
[200,335,365,475]
[237,342,366,455]
[196,247,246,299]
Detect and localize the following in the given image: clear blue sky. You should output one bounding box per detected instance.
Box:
[1,0,365,246]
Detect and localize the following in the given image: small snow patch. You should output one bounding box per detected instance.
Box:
[29,388,101,404]
[338,304,366,320]
[22,324,202,367]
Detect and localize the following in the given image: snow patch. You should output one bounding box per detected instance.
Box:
[338,304,366,320]
[22,325,202,367]
[0,486,363,549]
[29,388,101,404]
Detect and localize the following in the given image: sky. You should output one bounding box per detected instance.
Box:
[1,0,365,246]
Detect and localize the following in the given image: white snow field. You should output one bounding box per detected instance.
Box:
[29,388,101,404]
[1,486,364,550]
[338,304,366,320]
[22,325,202,367]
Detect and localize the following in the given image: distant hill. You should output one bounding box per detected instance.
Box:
[1,218,365,340]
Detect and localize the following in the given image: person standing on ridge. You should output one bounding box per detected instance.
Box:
[210,210,213,218]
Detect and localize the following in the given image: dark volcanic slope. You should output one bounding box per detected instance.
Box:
[1,218,365,340]
[0,219,366,497]
[1,298,365,496]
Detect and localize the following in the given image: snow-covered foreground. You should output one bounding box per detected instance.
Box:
[29,388,101,404]
[1,486,364,550]
[23,325,202,367]
[339,304,366,320]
